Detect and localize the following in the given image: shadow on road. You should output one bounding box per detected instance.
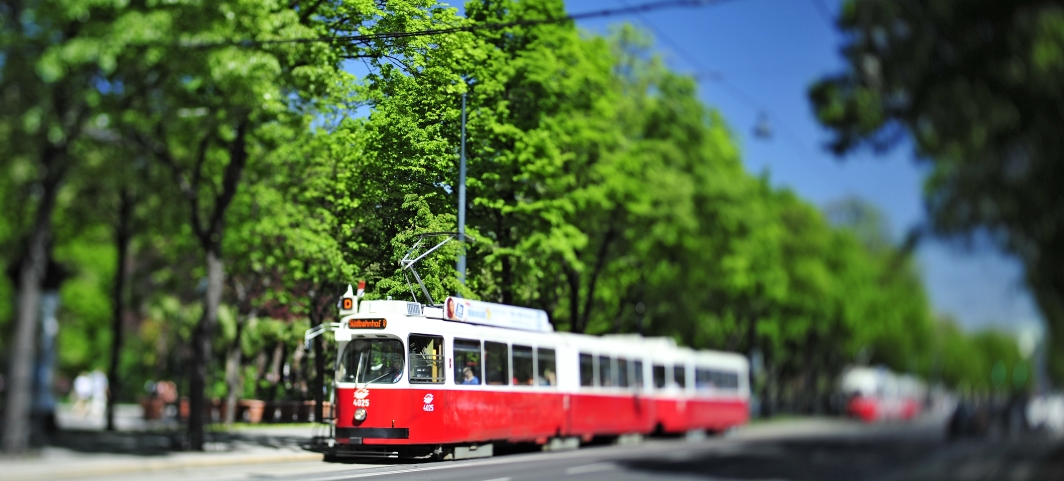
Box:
[621,437,939,481]
[49,429,316,456]
[618,435,1064,481]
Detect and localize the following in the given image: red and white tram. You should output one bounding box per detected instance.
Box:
[839,366,925,422]
[310,284,750,459]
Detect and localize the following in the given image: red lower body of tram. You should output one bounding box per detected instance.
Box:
[333,387,748,448]
[847,395,922,422]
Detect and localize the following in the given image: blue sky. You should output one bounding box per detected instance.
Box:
[400,0,1044,334]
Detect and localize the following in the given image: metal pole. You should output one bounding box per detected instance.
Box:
[457,92,468,287]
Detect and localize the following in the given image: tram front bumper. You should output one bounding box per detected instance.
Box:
[335,427,410,444]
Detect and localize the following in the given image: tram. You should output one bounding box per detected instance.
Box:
[306,281,750,459]
[839,366,925,422]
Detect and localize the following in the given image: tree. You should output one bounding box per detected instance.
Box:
[0,0,110,452]
[810,0,1064,381]
[457,0,627,331]
[21,0,474,446]
[83,0,361,450]
[222,125,368,426]
[51,142,163,431]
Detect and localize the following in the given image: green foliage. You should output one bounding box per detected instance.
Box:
[53,224,115,373]
[0,0,1029,418]
[811,0,1064,382]
[936,318,1028,393]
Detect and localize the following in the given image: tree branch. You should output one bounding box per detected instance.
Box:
[298,0,327,23]
[204,117,250,248]
[133,124,208,242]
[565,265,581,333]
[189,128,214,236]
[580,216,618,333]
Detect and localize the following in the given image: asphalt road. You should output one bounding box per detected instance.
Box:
[79,419,1064,481]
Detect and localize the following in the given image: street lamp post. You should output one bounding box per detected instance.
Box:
[457,92,468,287]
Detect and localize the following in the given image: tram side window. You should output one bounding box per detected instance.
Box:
[454,338,482,385]
[673,365,687,388]
[720,370,740,390]
[598,355,615,387]
[484,341,510,385]
[617,358,630,388]
[695,367,711,390]
[652,364,667,389]
[579,353,595,387]
[408,334,445,383]
[699,369,740,391]
[633,360,645,390]
[537,348,557,386]
[512,345,534,386]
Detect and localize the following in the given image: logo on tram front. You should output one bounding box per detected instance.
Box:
[354,387,370,407]
[422,393,434,412]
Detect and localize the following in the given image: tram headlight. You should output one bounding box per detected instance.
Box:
[354,408,367,422]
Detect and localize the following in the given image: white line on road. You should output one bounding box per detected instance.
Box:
[295,438,730,481]
[565,463,617,475]
[481,478,511,481]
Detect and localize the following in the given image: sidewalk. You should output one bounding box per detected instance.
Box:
[1,428,331,481]
[739,412,951,441]
[1,405,333,481]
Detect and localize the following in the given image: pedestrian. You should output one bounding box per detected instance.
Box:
[89,369,108,418]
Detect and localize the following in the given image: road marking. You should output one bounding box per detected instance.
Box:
[481,478,511,481]
[565,462,617,475]
[296,438,727,481]
[304,466,444,479]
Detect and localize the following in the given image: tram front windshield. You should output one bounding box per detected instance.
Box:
[338,339,405,384]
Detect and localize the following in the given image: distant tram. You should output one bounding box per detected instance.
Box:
[306,282,750,460]
[839,366,925,422]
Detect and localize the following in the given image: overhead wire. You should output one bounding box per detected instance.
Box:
[175,0,741,49]
[169,0,851,190]
[807,0,836,29]
[612,0,853,191]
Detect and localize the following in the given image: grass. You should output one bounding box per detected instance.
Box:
[747,414,805,426]
[207,422,323,431]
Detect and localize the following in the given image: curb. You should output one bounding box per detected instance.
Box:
[5,451,325,481]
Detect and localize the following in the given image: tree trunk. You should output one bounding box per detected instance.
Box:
[184,119,246,448]
[293,342,308,398]
[565,267,582,333]
[500,255,513,305]
[313,331,324,423]
[224,279,249,428]
[188,246,224,450]
[252,350,268,397]
[2,150,62,454]
[497,209,513,305]
[747,310,760,418]
[106,190,133,431]
[222,313,248,427]
[266,341,284,399]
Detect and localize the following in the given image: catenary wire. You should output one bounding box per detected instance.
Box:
[808,0,835,29]
[612,0,852,191]
[175,0,741,49]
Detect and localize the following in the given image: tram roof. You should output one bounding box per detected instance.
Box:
[338,300,747,367]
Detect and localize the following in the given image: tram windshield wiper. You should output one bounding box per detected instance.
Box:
[366,367,402,384]
[354,351,366,387]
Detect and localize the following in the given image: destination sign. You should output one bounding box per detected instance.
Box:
[443,297,553,332]
[348,318,387,329]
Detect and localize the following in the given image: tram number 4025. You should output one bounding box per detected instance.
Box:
[354,399,370,407]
